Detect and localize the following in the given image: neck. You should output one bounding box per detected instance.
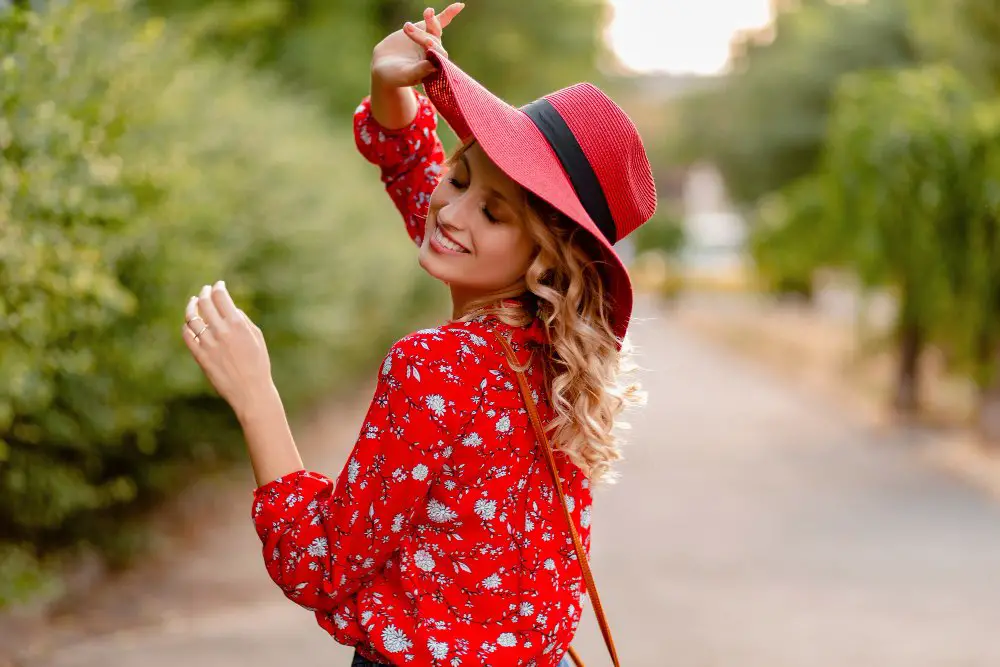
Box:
[449,284,527,320]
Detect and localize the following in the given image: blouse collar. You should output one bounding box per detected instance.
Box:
[474,298,549,348]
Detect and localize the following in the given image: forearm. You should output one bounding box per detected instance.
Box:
[237,384,304,487]
[369,72,418,130]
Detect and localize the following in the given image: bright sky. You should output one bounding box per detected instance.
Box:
[606,0,774,74]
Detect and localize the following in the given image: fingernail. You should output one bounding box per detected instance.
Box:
[404,21,414,29]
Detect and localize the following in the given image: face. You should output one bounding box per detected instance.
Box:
[419,143,538,312]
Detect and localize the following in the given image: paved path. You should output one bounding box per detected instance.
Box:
[21,297,1000,666]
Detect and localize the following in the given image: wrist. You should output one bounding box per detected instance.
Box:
[369,73,419,130]
[235,381,282,427]
[369,65,388,93]
[369,72,413,99]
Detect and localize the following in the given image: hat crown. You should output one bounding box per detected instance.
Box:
[542,83,657,239]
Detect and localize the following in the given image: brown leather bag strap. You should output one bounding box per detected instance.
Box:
[493,332,621,667]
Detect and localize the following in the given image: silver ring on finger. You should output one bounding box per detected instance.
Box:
[186,315,204,326]
[193,324,210,341]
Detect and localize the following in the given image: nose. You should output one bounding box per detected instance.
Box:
[436,204,457,231]
[436,191,475,231]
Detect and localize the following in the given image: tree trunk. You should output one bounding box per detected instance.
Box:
[894,321,922,414]
[978,383,1000,446]
[977,348,1000,447]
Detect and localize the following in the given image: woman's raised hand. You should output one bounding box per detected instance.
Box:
[182,281,275,422]
[371,4,465,89]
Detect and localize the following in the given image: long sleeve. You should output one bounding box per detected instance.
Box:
[353,89,446,247]
[251,330,479,614]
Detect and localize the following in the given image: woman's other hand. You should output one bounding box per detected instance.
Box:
[182,281,274,421]
[371,4,465,89]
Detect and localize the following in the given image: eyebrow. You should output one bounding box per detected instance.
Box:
[459,153,511,204]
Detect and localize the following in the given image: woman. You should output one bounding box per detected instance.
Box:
[182,4,656,666]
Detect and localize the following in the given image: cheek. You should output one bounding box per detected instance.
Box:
[480,227,535,269]
[427,182,449,218]
[422,188,447,243]
[429,181,445,205]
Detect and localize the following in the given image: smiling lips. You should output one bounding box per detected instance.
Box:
[432,225,470,254]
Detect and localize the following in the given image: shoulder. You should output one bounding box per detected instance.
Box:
[389,322,498,360]
[380,322,500,385]
[375,324,501,428]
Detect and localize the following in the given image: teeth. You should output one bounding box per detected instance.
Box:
[435,227,467,253]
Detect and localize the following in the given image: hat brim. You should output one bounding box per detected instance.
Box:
[422,49,633,344]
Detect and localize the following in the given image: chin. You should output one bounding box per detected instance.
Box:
[417,245,444,280]
[417,247,459,286]
[417,250,487,294]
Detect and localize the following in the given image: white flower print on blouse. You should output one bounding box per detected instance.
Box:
[425,393,446,416]
[306,537,328,558]
[382,625,413,653]
[564,495,575,514]
[495,415,511,433]
[427,499,457,523]
[427,638,449,660]
[413,549,436,571]
[474,499,497,521]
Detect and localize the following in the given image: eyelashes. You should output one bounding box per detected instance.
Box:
[446,178,499,223]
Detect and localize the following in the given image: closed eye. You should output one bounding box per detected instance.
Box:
[448,177,500,223]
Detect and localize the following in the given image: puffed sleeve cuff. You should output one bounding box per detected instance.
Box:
[250,470,332,541]
[353,89,440,168]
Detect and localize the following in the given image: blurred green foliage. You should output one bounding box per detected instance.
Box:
[137,0,609,121]
[822,66,981,409]
[908,0,1000,94]
[678,0,918,206]
[676,0,1000,414]
[632,208,685,257]
[749,177,829,299]
[0,0,443,606]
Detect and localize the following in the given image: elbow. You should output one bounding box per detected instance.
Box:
[266,564,333,612]
[262,548,350,613]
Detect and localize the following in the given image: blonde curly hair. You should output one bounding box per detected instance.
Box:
[451,144,646,483]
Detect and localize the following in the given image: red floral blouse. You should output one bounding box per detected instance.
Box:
[251,90,592,667]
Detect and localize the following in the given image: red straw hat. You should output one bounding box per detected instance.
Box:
[422,48,657,344]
